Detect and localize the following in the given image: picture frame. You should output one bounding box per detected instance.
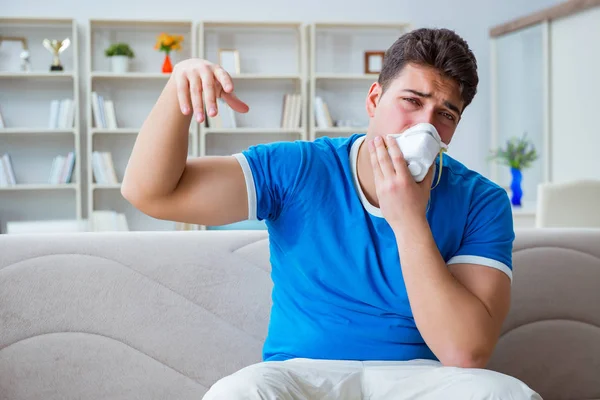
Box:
[218,49,240,75]
[0,36,30,72]
[364,51,385,74]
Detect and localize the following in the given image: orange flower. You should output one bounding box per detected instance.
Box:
[155,33,184,52]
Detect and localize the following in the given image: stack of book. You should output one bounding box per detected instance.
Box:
[280,93,302,129]
[48,152,76,184]
[48,99,76,129]
[313,96,334,128]
[91,92,118,129]
[91,151,119,184]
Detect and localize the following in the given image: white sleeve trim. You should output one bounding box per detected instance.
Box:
[233,153,257,220]
[447,255,513,282]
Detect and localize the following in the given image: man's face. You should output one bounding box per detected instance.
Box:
[365,63,464,145]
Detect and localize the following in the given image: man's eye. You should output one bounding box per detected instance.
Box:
[440,112,455,121]
[403,98,419,105]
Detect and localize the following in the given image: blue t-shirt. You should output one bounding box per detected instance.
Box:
[233,134,514,363]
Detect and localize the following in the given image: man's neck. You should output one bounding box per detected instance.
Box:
[356,136,380,209]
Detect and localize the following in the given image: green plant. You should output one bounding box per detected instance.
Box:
[104,43,135,58]
[489,133,538,170]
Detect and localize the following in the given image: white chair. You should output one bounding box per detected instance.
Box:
[536,180,600,228]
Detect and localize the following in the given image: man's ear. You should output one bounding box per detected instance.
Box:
[366,82,382,118]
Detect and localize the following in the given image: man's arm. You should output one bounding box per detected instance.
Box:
[394,215,511,368]
[121,59,251,226]
[368,135,512,368]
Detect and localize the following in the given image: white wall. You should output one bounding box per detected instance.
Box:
[3,0,563,176]
[550,5,600,183]
[493,23,546,203]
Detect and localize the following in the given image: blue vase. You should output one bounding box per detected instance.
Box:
[510,167,523,206]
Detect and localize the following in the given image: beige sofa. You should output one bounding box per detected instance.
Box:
[1,228,599,400]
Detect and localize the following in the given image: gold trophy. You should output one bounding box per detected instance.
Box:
[42,38,70,71]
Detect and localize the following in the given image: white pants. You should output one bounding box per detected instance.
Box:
[202,358,542,400]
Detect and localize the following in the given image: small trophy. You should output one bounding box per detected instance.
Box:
[42,38,70,71]
[20,50,31,72]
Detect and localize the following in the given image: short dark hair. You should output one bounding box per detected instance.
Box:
[378,28,479,111]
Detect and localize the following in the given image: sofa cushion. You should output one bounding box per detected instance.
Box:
[0,230,271,399]
[487,228,600,400]
[1,228,599,400]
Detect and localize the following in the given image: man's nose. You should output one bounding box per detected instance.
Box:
[420,109,437,126]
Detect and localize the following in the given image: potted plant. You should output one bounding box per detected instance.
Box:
[154,33,184,73]
[105,43,135,73]
[489,133,538,207]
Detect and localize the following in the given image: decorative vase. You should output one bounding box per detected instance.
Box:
[110,55,129,73]
[162,53,172,73]
[510,167,523,207]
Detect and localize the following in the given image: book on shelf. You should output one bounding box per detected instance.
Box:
[48,99,76,129]
[48,151,76,184]
[175,222,195,231]
[0,153,17,187]
[91,91,118,129]
[281,93,302,129]
[206,98,237,129]
[91,210,129,232]
[314,96,333,128]
[92,151,119,184]
[0,104,5,128]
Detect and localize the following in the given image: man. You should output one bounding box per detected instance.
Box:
[122,28,542,399]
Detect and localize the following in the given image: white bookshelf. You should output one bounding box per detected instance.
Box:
[0,183,78,191]
[91,183,121,190]
[197,21,308,150]
[204,127,304,135]
[309,22,410,140]
[0,18,417,234]
[90,128,139,135]
[90,72,171,80]
[0,17,81,233]
[197,21,307,231]
[87,18,198,232]
[0,71,75,79]
[0,128,76,135]
[314,73,378,80]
